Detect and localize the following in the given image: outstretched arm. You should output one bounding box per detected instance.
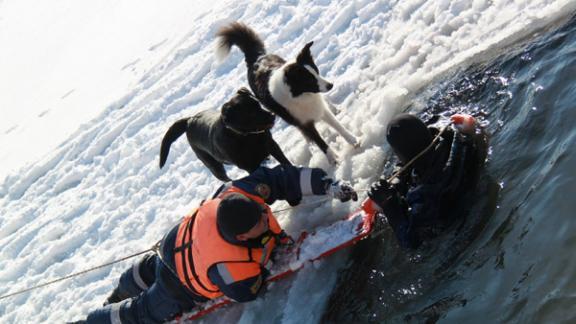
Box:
[232,165,356,206]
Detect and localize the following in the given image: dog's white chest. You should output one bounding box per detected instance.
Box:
[269,71,326,123]
[278,94,326,123]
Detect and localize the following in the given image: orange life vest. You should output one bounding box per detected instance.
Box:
[173,187,281,299]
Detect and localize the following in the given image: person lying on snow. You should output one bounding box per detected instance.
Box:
[367,113,485,249]
[73,165,357,324]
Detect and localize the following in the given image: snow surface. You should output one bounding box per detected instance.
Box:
[0,0,219,182]
[1,0,575,323]
[293,211,365,270]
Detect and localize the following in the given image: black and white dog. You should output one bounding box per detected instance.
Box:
[216,22,359,164]
[159,88,291,182]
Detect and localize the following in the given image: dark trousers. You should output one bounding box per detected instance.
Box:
[86,254,197,324]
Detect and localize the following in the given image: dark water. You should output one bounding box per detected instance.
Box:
[324,15,576,324]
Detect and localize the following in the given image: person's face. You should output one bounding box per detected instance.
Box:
[236,208,269,241]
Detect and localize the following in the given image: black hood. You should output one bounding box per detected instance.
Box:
[386,114,433,173]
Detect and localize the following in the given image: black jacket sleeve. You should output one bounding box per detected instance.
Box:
[440,130,472,193]
[380,191,422,249]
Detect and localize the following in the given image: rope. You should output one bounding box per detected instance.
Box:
[0,197,332,301]
[345,125,449,194]
[385,125,448,182]
[273,126,450,212]
[0,126,449,301]
[0,197,329,301]
[0,242,160,301]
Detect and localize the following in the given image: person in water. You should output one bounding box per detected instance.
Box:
[72,165,357,324]
[368,113,485,249]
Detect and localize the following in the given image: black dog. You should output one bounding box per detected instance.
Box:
[159,88,291,181]
[216,22,359,165]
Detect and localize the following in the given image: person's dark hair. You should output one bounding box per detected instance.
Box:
[217,193,262,239]
[386,114,433,165]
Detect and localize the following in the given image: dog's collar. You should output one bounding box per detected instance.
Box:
[222,120,269,136]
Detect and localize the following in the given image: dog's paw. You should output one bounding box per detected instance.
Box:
[343,135,361,149]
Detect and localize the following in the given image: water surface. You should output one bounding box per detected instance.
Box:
[324,14,576,324]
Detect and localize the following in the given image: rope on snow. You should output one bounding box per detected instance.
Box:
[0,242,160,301]
[0,199,333,301]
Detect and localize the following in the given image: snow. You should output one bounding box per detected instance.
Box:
[294,211,366,269]
[0,0,218,182]
[1,0,575,323]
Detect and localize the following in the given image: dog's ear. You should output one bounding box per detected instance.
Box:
[236,87,251,96]
[221,100,232,118]
[296,41,314,65]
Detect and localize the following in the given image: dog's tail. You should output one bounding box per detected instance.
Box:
[159,118,188,168]
[216,22,265,66]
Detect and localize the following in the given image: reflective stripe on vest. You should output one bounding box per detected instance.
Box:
[174,187,282,299]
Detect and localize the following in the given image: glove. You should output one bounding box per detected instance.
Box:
[326,180,358,202]
[277,230,295,247]
[368,178,397,209]
[270,231,296,264]
[450,113,476,135]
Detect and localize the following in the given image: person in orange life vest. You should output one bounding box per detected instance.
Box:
[76,165,357,324]
[367,113,485,249]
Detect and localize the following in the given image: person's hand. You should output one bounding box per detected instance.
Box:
[368,178,397,209]
[326,180,358,202]
[277,230,295,247]
[450,113,476,135]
